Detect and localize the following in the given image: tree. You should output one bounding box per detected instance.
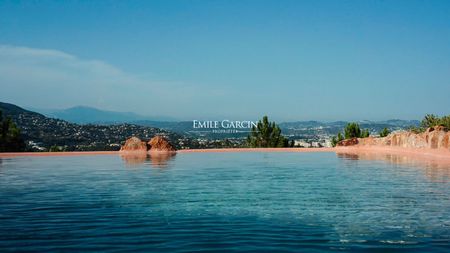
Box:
[331,123,369,147]
[361,129,370,138]
[440,115,450,129]
[379,127,390,137]
[344,123,362,139]
[421,114,441,129]
[343,122,370,139]
[0,110,26,152]
[247,116,288,148]
[414,114,450,133]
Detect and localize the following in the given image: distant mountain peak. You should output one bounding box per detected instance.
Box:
[32,105,177,124]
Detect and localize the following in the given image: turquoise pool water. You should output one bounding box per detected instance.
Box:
[0,152,449,252]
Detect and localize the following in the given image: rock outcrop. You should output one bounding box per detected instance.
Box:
[336,138,358,146]
[148,136,176,152]
[337,126,450,151]
[120,137,147,152]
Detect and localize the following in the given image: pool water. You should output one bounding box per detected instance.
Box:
[0,152,449,252]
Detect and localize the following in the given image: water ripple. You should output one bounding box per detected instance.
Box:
[0,153,449,252]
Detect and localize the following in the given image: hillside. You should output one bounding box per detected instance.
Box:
[0,102,189,151]
[29,105,420,141]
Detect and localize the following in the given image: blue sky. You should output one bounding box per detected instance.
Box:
[0,0,449,121]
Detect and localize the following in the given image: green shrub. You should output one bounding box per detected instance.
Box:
[361,129,370,138]
[379,127,390,137]
[415,114,450,133]
[421,114,441,129]
[343,122,370,139]
[247,116,288,148]
[344,123,361,139]
[331,123,370,147]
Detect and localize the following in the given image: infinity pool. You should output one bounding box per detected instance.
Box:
[0,152,449,252]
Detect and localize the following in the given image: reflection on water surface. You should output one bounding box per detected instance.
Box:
[120,152,176,168]
[337,151,450,183]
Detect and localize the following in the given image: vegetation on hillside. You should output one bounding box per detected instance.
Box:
[379,127,391,137]
[408,114,450,133]
[331,133,344,148]
[421,114,450,129]
[247,116,289,148]
[0,102,189,151]
[344,122,370,139]
[0,110,25,152]
[331,122,370,147]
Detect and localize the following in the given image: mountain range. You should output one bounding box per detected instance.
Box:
[32,106,177,124]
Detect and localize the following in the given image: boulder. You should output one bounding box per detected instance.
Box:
[148,136,176,152]
[120,137,147,152]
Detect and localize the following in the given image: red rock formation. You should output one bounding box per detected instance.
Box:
[336,138,358,146]
[120,137,147,152]
[347,126,450,151]
[148,136,176,152]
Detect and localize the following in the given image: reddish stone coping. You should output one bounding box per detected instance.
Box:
[0,151,119,157]
[177,147,335,153]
